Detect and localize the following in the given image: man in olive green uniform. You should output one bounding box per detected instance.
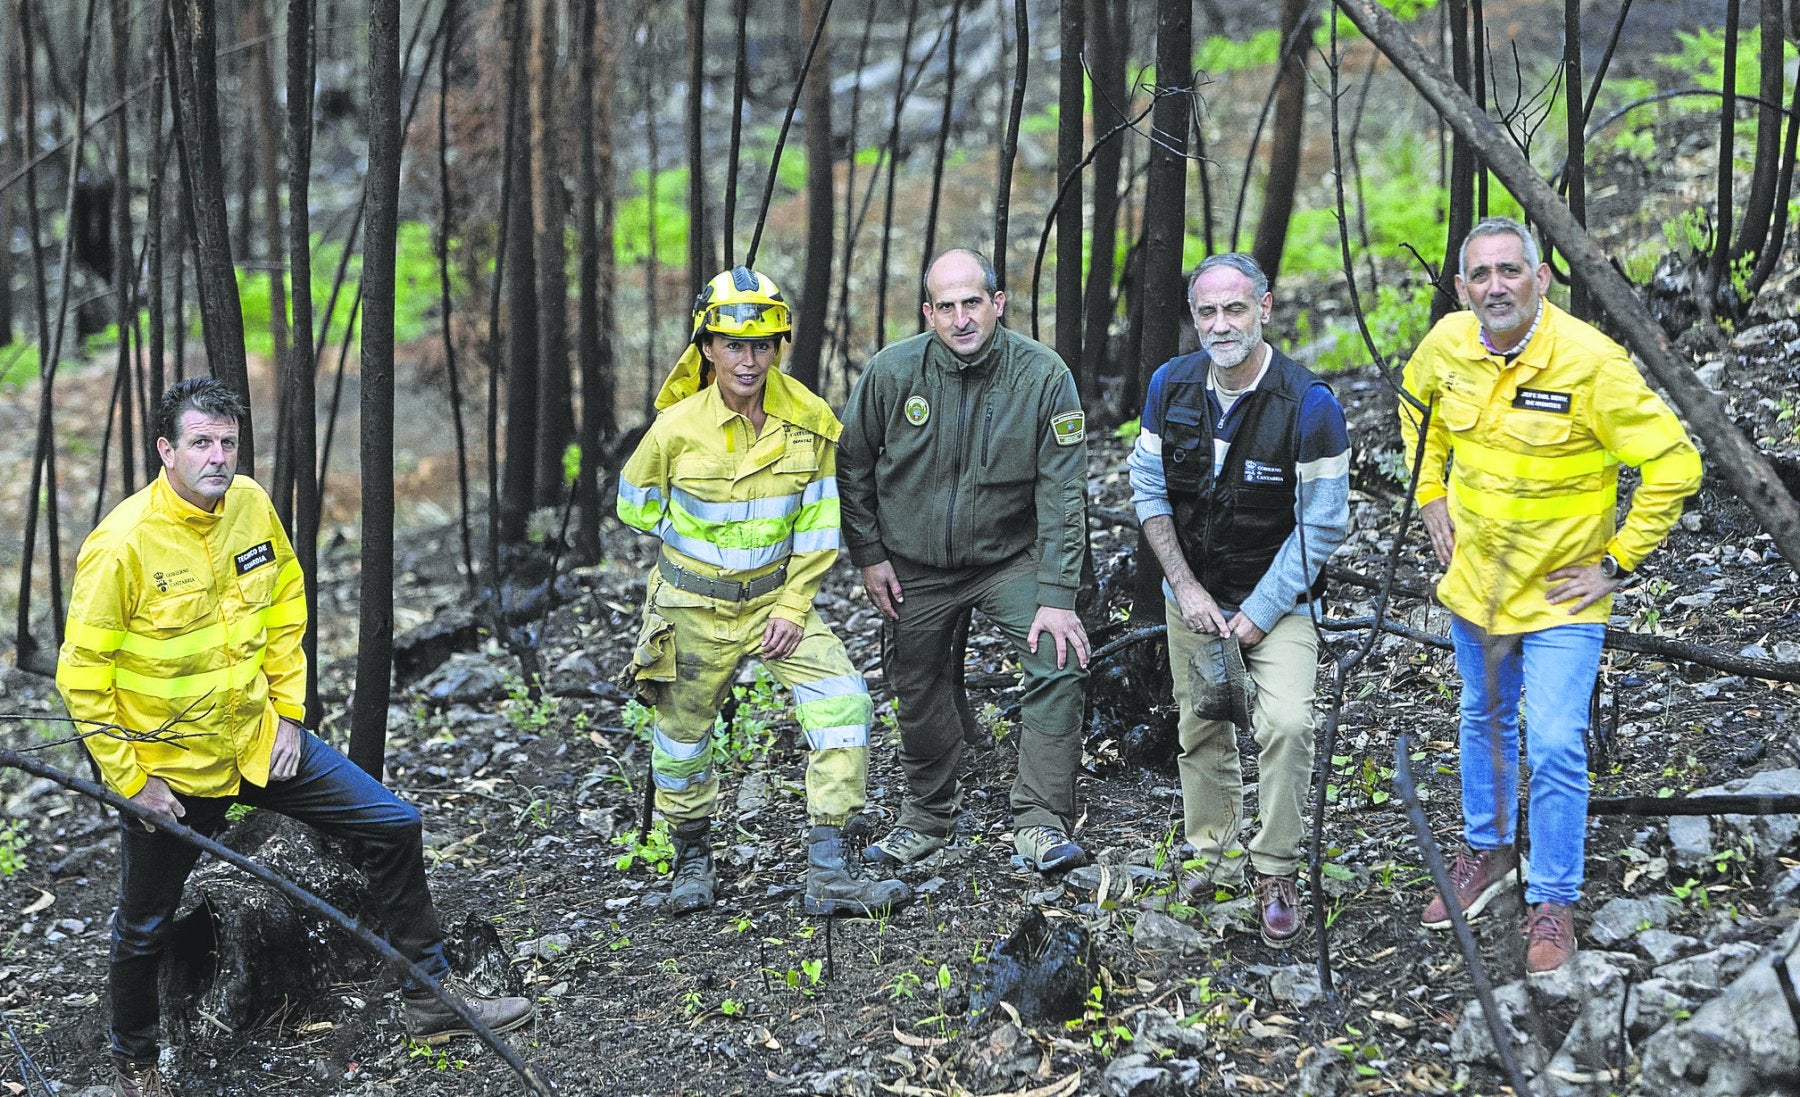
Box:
[839,248,1091,871]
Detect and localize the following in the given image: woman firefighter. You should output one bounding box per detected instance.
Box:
[616,266,910,917]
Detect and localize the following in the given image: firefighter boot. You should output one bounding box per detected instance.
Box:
[667,818,717,914]
[804,825,913,917]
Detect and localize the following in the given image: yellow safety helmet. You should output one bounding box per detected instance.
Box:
[690,266,791,343]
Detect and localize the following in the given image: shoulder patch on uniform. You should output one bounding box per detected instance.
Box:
[904,395,930,427]
[1051,410,1085,446]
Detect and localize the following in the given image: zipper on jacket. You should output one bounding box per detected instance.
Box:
[946,377,970,561]
[981,405,994,467]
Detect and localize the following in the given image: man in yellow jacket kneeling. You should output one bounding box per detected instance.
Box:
[617,266,910,918]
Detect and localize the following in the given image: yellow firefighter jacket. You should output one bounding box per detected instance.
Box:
[617,354,843,627]
[56,473,307,798]
[1400,300,1701,635]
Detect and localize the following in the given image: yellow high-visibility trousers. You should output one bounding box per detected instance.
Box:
[627,567,871,825]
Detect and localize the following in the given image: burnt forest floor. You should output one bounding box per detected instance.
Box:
[5,307,1800,1097]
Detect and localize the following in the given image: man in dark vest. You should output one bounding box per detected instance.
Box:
[1128,253,1351,947]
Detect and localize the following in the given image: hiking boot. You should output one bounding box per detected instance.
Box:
[803,825,913,916]
[1420,845,1525,929]
[1524,901,1578,974]
[112,1059,171,1097]
[667,818,717,914]
[861,825,948,867]
[1256,874,1303,947]
[404,975,534,1045]
[1014,824,1085,872]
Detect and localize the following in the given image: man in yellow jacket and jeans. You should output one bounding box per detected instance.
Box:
[1400,217,1701,974]
[618,266,909,918]
[58,379,530,1097]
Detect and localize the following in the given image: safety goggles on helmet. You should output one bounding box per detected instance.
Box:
[690,266,792,342]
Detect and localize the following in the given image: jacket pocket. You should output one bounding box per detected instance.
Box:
[1161,404,1208,489]
[1500,410,1575,448]
[138,588,213,637]
[236,562,279,608]
[1436,393,1481,434]
[977,403,1035,485]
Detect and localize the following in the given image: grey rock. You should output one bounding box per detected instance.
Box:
[734,771,772,815]
[1636,929,1700,965]
[1776,640,1800,663]
[1450,983,1546,1074]
[1693,359,1727,391]
[1268,965,1324,1007]
[1739,644,1772,660]
[1654,940,1761,990]
[417,653,511,705]
[1522,949,1634,1006]
[1067,863,1171,891]
[782,1068,879,1097]
[1626,977,1696,1040]
[1666,815,1717,871]
[516,932,573,960]
[1772,864,1800,909]
[1100,1054,1169,1097]
[1131,910,1209,955]
[1293,1043,1351,1097]
[1638,923,1800,1095]
[1132,1007,1209,1057]
[1733,317,1799,346]
[1587,895,1679,946]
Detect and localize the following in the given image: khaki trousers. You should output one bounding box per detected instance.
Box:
[1165,606,1319,880]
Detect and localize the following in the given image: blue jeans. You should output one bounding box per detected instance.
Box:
[110,731,450,1063]
[1450,615,1604,906]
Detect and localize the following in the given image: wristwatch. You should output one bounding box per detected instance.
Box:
[1599,553,1632,580]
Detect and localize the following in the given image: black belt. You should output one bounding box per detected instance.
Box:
[659,558,787,601]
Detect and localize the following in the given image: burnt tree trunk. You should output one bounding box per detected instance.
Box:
[531,0,574,509]
[1250,0,1318,290]
[167,0,252,462]
[1138,0,1189,397]
[1079,0,1125,409]
[993,0,1028,283]
[243,0,289,484]
[788,0,832,392]
[109,0,136,497]
[1705,0,1740,309]
[1434,0,1474,322]
[919,0,962,298]
[350,0,401,778]
[1053,0,1083,378]
[499,1,540,543]
[286,0,321,713]
[1562,0,1588,316]
[685,0,711,290]
[572,0,618,564]
[1736,0,1784,265]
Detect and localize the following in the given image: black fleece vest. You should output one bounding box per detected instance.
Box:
[1160,349,1328,608]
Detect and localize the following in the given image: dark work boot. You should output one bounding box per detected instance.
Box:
[111,1058,171,1097]
[667,818,717,915]
[403,975,534,1045]
[803,825,912,917]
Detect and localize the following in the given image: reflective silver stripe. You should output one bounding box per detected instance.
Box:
[658,525,791,570]
[791,528,838,554]
[803,724,869,751]
[791,673,868,706]
[618,478,663,507]
[653,767,712,791]
[671,486,802,523]
[653,725,711,761]
[801,477,838,504]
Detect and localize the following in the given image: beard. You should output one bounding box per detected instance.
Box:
[1204,317,1263,371]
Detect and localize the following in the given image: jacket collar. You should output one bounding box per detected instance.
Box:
[152,470,225,527]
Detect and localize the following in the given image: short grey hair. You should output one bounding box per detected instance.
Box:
[923,247,1000,301]
[1458,217,1541,277]
[1189,253,1269,306]
[157,377,246,443]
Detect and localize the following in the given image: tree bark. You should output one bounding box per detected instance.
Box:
[993,0,1028,285]
[1736,0,1784,264]
[1337,0,1800,571]
[499,3,540,543]
[573,0,618,565]
[109,0,136,497]
[1434,0,1473,322]
[0,0,14,349]
[349,0,401,777]
[1705,0,1740,308]
[920,0,963,299]
[788,0,832,392]
[1138,0,1189,397]
[685,0,711,290]
[1079,0,1125,409]
[1562,0,1588,316]
[1250,0,1318,290]
[531,0,573,509]
[1053,0,1083,377]
[286,0,321,715]
[167,0,252,465]
[242,0,288,485]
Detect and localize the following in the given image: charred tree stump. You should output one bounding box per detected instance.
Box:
[159,811,382,1048]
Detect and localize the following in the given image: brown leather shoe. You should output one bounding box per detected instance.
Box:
[1256,874,1302,947]
[1420,845,1523,928]
[1524,901,1578,974]
[113,1059,171,1097]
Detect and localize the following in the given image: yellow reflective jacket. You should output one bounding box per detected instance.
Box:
[617,358,843,626]
[1400,301,1701,634]
[56,473,307,798]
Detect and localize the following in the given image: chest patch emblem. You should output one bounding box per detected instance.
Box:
[234,541,275,575]
[1051,410,1085,446]
[904,396,930,427]
[1512,388,1572,414]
